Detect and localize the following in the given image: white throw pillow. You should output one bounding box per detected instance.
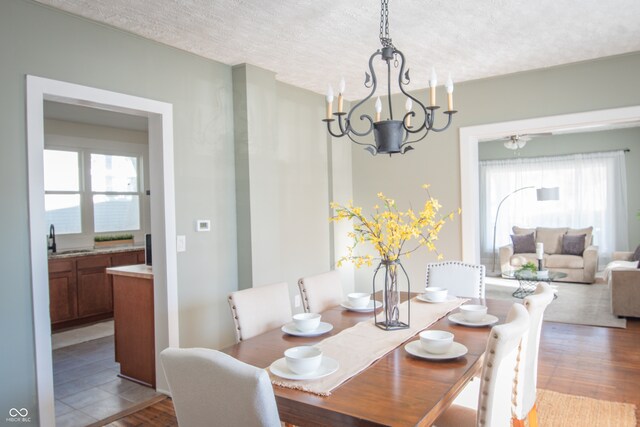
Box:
[602,260,639,281]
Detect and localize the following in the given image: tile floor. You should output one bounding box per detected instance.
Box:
[53,335,161,427]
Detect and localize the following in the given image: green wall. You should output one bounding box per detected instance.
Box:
[480,128,640,248]
[351,53,640,291]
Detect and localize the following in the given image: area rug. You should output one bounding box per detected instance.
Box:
[485,277,626,328]
[51,320,114,349]
[537,389,637,427]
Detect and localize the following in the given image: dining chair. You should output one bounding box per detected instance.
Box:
[228,281,292,342]
[435,303,530,427]
[512,282,555,427]
[160,347,282,427]
[425,261,486,298]
[297,270,343,313]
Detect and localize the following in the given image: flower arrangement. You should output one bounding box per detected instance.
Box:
[329,184,459,268]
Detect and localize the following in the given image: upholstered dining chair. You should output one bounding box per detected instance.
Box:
[297,270,344,313]
[160,347,282,427]
[425,261,486,298]
[228,281,292,342]
[512,283,555,427]
[435,303,530,427]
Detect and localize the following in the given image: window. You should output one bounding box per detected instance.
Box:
[91,154,140,233]
[43,149,142,235]
[44,150,81,234]
[479,150,628,264]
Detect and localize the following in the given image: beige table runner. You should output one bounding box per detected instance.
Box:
[269,297,466,396]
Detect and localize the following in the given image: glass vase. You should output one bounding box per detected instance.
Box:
[373,260,410,330]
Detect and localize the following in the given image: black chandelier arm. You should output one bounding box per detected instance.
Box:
[336,113,351,135]
[399,130,429,149]
[348,114,375,137]
[401,111,429,135]
[324,120,347,138]
[429,111,456,133]
[346,133,378,152]
[346,51,380,129]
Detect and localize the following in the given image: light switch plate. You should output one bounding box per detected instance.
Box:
[196,220,211,232]
[177,235,186,252]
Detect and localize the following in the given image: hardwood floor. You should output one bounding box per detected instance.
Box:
[106,319,640,426]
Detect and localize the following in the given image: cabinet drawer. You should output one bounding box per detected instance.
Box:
[77,255,110,270]
[111,251,141,267]
[49,259,74,273]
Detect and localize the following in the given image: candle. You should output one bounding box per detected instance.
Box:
[405,97,413,127]
[338,77,345,113]
[326,85,334,119]
[446,74,454,111]
[536,242,544,259]
[429,67,438,106]
[375,97,382,122]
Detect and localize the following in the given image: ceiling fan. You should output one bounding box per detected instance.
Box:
[498,133,552,150]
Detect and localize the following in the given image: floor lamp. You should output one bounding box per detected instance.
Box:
[491,186,560,275]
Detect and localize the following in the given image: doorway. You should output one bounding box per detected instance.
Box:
[26,76,179,426]
[458,105,640,264]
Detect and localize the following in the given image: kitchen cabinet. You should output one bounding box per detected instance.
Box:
[48,259,77,324]
[107,264,155,388]
[48,249,144,330]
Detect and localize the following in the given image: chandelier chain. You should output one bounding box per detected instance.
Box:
[379,0,393,48]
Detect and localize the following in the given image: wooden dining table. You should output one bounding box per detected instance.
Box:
[221,296,513,427]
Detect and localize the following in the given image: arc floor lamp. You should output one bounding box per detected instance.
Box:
[491,186,560,274]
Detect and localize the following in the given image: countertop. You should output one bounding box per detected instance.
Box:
[106,264,153,279]
[48,245,145,260]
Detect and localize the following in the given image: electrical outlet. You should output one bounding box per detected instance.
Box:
[294,295,301,308]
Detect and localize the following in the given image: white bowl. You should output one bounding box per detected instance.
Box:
[292,313,321,332]
[419,330,454,354]
[459,304,488,322]
[423,287,448,302]
[284,346,323,375]
[347,292,371,309]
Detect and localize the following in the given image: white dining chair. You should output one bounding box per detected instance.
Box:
[435,303,530,427]
[298,270,344,313]
[512,282,555,427]
[160,347,282,427]
[228,281,292,342]
[425,261,486,298]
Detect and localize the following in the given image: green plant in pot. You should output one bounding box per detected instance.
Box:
[94,233,134,247]
[518,262,537,273]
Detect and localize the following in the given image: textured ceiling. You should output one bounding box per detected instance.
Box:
[36,0,640,100]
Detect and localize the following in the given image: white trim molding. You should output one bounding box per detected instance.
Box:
[26,75,179,425]
[459,105,640,265]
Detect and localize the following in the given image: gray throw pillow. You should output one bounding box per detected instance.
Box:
[632,245,640,268]
[561,234,586,256]
[511,233,536,254]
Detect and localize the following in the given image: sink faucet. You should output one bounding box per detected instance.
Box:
[48,224,56,253]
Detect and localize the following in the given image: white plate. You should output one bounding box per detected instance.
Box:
[416,294,457,303]
[340,300,382,312]
[404,340,468,360]
[281,322,334,337]
[269,356,339,380]
[448,312,499,327]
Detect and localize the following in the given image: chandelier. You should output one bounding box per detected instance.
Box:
[322,0,457,156]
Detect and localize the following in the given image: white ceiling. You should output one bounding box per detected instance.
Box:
[36,0,640,100]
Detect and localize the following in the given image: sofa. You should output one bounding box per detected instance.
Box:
[499,226,598,284]
[608,251,640,318]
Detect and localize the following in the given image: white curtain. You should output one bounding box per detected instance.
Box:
[480,150,628,266]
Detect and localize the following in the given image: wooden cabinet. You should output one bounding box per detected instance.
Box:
[48,259,77,324]
[108,265,155,388]
[48,249,144,330]
[77,255,111,318]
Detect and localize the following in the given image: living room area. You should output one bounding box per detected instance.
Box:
[475,123,640,327]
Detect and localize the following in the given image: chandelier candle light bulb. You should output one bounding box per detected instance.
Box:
[338,77,345,113]
[446,74,454,111]
[429,67,438,106]
[326,85,334,119]
[405,98,413,128]
[375,97,382,122]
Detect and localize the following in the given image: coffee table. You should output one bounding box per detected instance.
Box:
[505,270,567,299]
